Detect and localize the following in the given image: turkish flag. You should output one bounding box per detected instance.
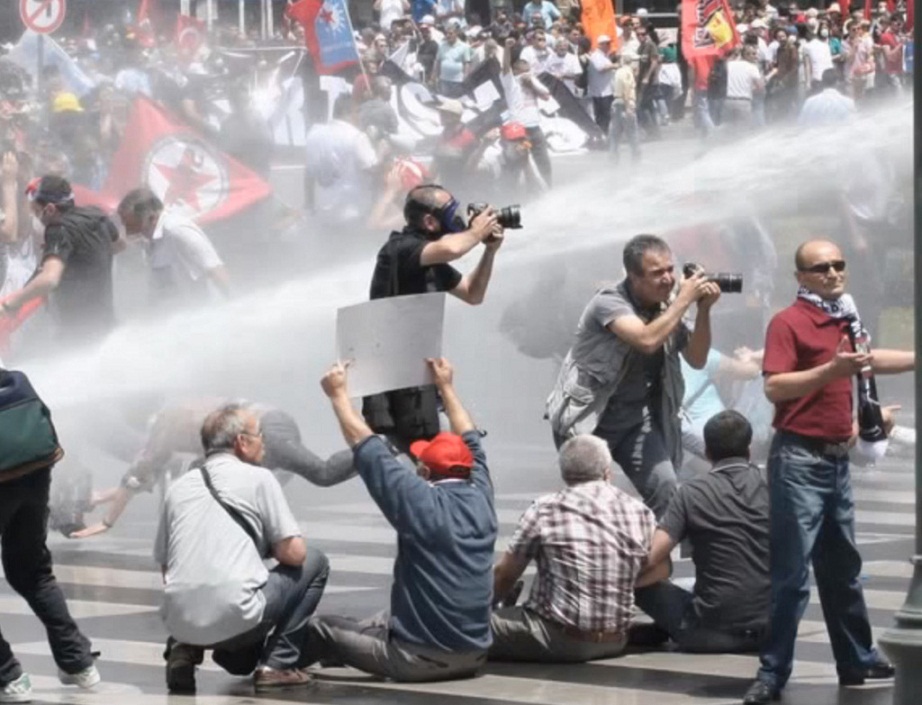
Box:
[176,14,206,59]
[100,97,271,225]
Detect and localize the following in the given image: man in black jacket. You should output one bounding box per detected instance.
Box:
[364,184,503,449]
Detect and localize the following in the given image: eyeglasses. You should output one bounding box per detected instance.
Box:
[238,431,263,440]
[800,260,846,274]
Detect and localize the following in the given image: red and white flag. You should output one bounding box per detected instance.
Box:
[99,97,271,225]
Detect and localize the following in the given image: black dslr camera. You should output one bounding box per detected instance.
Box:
[682,263,743,294]
[467,202,523,230]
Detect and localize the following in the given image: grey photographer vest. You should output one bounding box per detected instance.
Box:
[546,281,687,467]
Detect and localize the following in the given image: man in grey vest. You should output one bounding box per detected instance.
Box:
[546,234,721,517]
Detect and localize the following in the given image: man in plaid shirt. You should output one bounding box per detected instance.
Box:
[490,435,660,662]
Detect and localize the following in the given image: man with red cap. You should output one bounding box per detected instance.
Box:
[308,356,497,682]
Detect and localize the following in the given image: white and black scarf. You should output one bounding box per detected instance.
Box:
[797,287,888,459]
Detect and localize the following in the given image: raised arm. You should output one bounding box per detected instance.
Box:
[427,357,474,434]
[321,361,375,447]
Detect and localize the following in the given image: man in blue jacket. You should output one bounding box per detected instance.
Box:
[307,357,497,682]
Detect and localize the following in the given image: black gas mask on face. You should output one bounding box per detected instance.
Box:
[404,187,466,238]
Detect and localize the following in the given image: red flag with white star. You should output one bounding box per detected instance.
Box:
[100,97,271,225]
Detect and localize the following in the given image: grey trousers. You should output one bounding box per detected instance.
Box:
[300,612,486,682]
[595,415,678,520]
[489,607,627,663]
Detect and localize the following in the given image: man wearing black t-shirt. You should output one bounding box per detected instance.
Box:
[635,410,769,654]
[364,184,503,448]
[1,176,119,346]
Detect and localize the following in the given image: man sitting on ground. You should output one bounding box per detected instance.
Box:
[490,434,658,662]
[635,410,770,653]
[306,357,497,682]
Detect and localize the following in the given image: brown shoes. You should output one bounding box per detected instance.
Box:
[253,667,313,691]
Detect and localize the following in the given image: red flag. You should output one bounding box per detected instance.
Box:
[681,0,741,59]
[840,0,852,18]
[175,14,207,60]
[864,0,872,20]
[286,0,360,74]
[100,98,271,225]
[909,0,915,29]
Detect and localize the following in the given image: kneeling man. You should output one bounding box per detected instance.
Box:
[156,403,329,692]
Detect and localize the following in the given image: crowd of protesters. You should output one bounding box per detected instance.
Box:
[0,1,915,703]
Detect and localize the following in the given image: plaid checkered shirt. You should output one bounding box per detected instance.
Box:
[506,480,656,633]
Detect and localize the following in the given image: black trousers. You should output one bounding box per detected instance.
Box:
[592,96,614,135]
[525,126,552,187]
[0,468,94,685]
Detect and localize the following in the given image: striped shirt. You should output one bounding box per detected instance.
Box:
[507,480,655,633]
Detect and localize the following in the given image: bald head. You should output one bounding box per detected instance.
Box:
[794,240,842,271]
[794,239,847,301]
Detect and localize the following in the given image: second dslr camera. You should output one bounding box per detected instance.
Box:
[682,263,743,294]
[467,202,522,230]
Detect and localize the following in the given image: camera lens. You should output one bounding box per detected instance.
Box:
[714,274,743,294]
[498,205,522,230]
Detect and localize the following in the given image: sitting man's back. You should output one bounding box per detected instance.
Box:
[635,409,770,653]
[490,434,656,662]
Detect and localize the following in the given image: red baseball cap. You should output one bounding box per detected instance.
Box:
[410,433,474,476]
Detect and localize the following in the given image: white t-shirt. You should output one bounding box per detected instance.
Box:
[658,63,682,89]
[147,210,223,298]
[804,38,833,82]
[379,0,405,31]
[545,51,582,94]
[588,49,614,97]
[726,60,762,99]
[520,45,553,74]
[501,71,547,127]
[304,119,378,221]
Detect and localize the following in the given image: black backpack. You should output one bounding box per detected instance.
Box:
[0,368,64,481]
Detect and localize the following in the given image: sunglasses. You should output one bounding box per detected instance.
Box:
[800,260,846,274]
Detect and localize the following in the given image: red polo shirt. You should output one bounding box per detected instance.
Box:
[763,299,854,442]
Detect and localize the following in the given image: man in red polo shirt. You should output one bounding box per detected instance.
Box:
[742,239,914,705]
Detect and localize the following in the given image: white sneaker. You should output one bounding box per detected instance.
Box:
[0,674,32,703]
[58,664,100,689]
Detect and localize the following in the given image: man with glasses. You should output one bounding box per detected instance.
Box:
[157,403,329,693]
[364,185,503,450]
[742,239,914,704]
[546,234,721,518]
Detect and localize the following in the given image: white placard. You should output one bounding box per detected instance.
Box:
[336,293,445,398]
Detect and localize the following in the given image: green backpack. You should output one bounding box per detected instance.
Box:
[0,368,64,481]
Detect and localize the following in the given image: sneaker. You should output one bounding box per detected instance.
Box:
[0,674,32,703]
[58,664,100,689]
[253,667,313,691]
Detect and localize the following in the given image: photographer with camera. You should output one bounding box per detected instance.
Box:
[364,184,510,450]
[546,234,724,518]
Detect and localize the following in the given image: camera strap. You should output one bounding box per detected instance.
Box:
[198,465,259,548]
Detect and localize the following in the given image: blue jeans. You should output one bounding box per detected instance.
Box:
[210,547,330,672]
[756,432,878,689]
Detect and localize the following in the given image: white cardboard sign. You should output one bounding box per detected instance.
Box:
[336,293,445,398]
